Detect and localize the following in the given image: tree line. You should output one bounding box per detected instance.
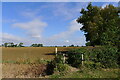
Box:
[1,42,44,47]
[1,42,80,47]
[2,42,24,47]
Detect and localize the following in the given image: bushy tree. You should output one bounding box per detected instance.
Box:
[31,44,43,47]
[10,42,14,47]
[69,44,74,47]
[18,42,24,47]
[77,3,120,47]
[4,43,8,47]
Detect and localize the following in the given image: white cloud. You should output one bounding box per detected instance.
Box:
[12,19,47,38]
[50,19,83,40]
[1,33,45,45]
[65,40,69,43]
[47,19,85,46]
[2,3,87,46]
[22,11,36,18]
[21,9,43,19]
[53,2,88,20]
[1,33,30,44]
[1,31,86,46]
[24,2,88,20]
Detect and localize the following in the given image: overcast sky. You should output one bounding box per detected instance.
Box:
[1,2,118,46]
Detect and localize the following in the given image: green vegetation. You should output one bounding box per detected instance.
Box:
[46,54,70,75]
[2,42,44,47]
[30,44,43,47]
[2,42,24,47]
[77,3,120,48]
[49,51,119,78]
[67,46,119,68]
[61,68,119,78]
[48,3,120,78]
[1,42,81,47]
[2,3,120,78]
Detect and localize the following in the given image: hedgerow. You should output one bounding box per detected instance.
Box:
[67,46,119,68]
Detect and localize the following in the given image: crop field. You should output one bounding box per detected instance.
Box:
[1,47,119,78]
[2,47,80,78]
[2,47,80,62]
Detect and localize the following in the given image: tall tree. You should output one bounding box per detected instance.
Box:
[77,3,119,47]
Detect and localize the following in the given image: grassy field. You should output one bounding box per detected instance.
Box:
[2,47,80,62]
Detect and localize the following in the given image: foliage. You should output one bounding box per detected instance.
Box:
[67,48,87,68]
[67,46,119,68]
[76,3,120,68]
[46,54,69,75]
[63,45,66,47]
[84,61,102,69]
[61,68,119,78]
[2,42,44,47]
[18,42,24,47]
[53,55,64,64]
[69,44,74,47]
[89,46,119,68]
[85,42,91,46]
[31,44,43,47]
[54,64,69,72]
[77,3,120,47]
[3,42,24,47]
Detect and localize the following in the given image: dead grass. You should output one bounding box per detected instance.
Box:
[2,63,47,78]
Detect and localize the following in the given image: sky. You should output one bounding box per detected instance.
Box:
[1,2,118,46]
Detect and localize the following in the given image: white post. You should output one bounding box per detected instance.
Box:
[82,53,84,66]
[55,47,57,56]
[63,54,65,63]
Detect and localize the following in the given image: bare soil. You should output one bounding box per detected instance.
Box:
[2,63,47,78]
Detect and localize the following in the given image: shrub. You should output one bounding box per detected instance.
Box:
[46,54,68,75]
[67,46,119,68]
[89,46,119,68]
[84,61,102,69]
[55,64,69,72]
[67,48,88,68]
[53,54,64,64]
[86,42,91,46]
[46,60,56,75]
